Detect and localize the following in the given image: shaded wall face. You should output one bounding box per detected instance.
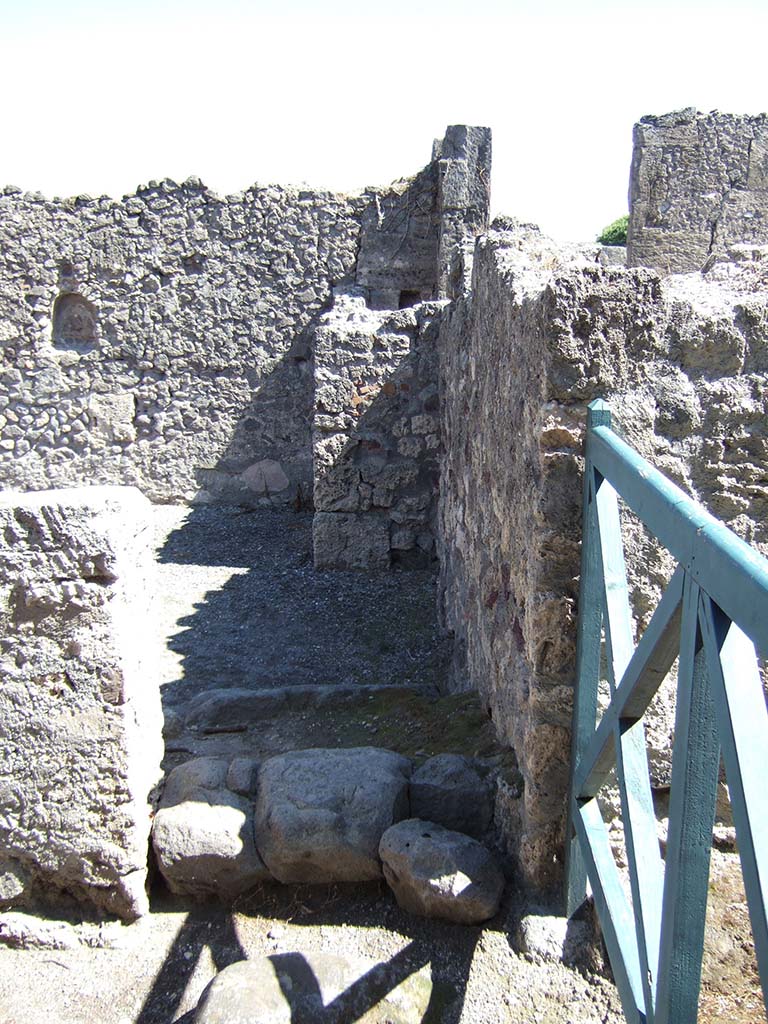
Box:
[0,181,362,505]
[312,298,443,570]
[438,224,768,889]
[628,108,768,275]
[356,165,441,311]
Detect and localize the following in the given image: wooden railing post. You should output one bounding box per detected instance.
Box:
[563,396,768,1024]
[565,399,611,917]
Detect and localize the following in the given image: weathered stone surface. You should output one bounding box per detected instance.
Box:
[0,912,80,950]
[254,748,411,882]
[379,819,504,923]
[152,757,270,898]
[185,688,291,731]
[312,511,391,570]
[409,754,493,837]
[312,297,445,569]
[0,857,28,906]
[0,486,162,920]
[356,124,490,309]
[597,245,626,267]
[0,187,357,507]
[194,952,433,1024]
[433,125,492,298]
[226,758,259,796]
[185,684,437,733]
[515,913,592,964]
[0,127,489,512]
[437,218,768,887]
[628,108,768,274]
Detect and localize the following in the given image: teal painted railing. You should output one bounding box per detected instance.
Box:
[565,399,768,1024]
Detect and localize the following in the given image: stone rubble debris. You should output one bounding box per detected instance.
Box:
[150,749,508,927]
[379,818,505,925]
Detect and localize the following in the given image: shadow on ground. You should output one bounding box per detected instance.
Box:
[134,882,488,1024]
[154,506,448,710]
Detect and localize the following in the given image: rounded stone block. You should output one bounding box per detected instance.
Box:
[379,818,504,924]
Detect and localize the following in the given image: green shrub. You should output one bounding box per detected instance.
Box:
[597,214,629,246]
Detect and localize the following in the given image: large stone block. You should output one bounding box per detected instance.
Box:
[0,486,162,919]
[254,747,411,882]
[379,819,504,924]
[152,758,270,898]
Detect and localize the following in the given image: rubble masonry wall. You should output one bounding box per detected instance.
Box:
[438,221,768,888]
[0,126,490,525]
[0,486,162,920]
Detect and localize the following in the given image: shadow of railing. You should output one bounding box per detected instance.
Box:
[135,880,485,1024]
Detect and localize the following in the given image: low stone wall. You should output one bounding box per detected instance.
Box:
[437,220,768,888]
[628,108,768,274]
[312,295,443,569]
[0,486,162,919]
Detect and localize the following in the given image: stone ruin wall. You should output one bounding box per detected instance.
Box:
[0,126,490,561]
[437,219,768,890]
[0,180,361,507]
[5,109,768,912]
[311,125,491,569]
[0,487,162,920]
[628,107,768,274]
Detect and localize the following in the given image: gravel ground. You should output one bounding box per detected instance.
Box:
[0,884,624,1024]
[151,505,449,708]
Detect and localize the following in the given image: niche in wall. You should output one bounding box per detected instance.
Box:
[398,289,422,309]
[52,293,97,352]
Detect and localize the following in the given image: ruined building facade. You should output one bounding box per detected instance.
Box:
[2,112,768,905]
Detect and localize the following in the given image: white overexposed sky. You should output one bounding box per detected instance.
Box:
[1,0,766,242]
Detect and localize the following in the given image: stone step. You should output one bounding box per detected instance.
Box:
[182,682,439,734]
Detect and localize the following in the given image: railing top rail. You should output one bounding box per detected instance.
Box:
[588,405,768,653]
